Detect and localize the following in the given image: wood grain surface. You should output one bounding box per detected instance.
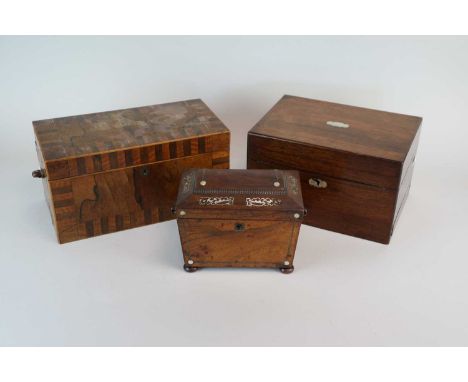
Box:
[33,99,230,243]
[250,95,422,162]
[177,219,301,269]
[175,169,304,272]
[247,95,422,244]
[175,168,304,219]
[34,99,228,161]
[51,154,218,243]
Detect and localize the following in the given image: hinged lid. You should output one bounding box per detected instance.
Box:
[248,95,422,189]
[175,169,305,221]
[33,99,229,180]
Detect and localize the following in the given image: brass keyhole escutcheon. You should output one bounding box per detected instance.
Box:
[234,223,245,232]
[309,178,327,188]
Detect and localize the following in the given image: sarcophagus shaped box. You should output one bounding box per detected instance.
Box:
[174,169,305,273]
[247,95,422,244]
[32,99,230,243]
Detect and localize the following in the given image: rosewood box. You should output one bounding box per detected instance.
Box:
[33,99,230,243]
[247,95,422,244]
[174,169,305,273]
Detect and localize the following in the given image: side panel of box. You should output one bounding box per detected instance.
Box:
[392,160,414,231]
[391,129,419,234]
[35,141,59,241]
[177,219,300,268]
[400,128,420,186]
[51,153,214,243]
[248,158,396,244]
[210,132,230,169]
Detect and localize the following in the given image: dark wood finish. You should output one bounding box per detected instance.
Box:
[248,158,395,243]
[247,95,422,244]
[248,133,401,189]
[251,95,421,162]
[33,99,230,243]
[175,169,304,272]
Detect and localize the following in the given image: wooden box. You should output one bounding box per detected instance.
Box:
[33,99,230,243]
[174,169,305,273]
[247,95,422,244]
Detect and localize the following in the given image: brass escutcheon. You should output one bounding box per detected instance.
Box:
[234,222,245,232]
[309,178,327,188]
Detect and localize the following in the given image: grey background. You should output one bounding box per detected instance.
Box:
[1,36,467,346]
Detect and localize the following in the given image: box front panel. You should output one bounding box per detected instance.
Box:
[51,153,213,243]
[177,219,300,268]
[248,158,396,244]
[299,173,396,244]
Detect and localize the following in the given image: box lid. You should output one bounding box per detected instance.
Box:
[248,95,422,189]
[175,169,305,221]
[33,99,229,180]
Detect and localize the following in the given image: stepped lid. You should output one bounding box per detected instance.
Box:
[175,169,305,221]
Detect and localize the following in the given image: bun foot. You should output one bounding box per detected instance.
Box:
[280,266,294,274]
[184,265,199,273]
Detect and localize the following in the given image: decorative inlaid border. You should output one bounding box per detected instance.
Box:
[287,175,299,195]
[191,172,300,198]
[194,188,287,196]
[182,173,195,194]
[198,196,234,206]
[44,133,229,181]
[246,197,282,207]
[49,177,175,243]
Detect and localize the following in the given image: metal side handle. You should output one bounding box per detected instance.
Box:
[32,169,46,178]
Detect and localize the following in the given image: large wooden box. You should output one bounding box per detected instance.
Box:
[33,99,230,243]
[247,95,422,244]
[174,169,305,273]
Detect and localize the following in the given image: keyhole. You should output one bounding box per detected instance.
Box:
[142,168,149,176]
[234,223,245,231]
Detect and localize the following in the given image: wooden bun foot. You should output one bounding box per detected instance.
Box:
[280,266,294,274]
[184,265,199,273]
